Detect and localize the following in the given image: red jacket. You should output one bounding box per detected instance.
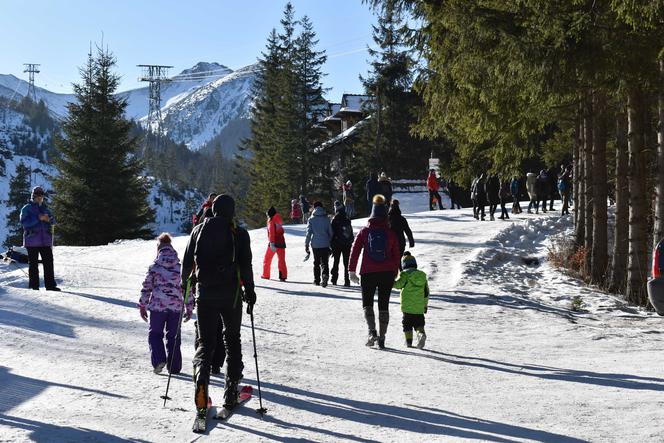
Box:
[427,173,439,192]
[349,218,400,275]
[267,213,286,248]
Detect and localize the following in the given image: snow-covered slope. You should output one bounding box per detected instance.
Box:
[1,195,662,442]
[0,62,256,154]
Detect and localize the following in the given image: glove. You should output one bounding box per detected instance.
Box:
[349,271,360,284]
[139,305,148,322]
[305,246,310,254]
[269,242,277,252]
[409,240,415,248]
[184,308,192,322]
[243,288,256,310]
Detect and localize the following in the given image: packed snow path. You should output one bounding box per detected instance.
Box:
[1,195,662,442]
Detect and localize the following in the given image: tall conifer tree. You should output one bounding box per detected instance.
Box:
[4,162,31,247]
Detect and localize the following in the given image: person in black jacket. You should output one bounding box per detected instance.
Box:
[378,172,393,205]
[388,200,415,268]
[330,201,354,286]
[499,179,511,220]
[535,170,548,213]
[366,173,380,211]
[486,175,500,221]
[181,194,256,417]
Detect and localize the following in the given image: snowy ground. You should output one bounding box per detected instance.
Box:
[1,194,663,442]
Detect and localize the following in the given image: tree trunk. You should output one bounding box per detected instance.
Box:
[591,93,608,283]
[575,115,586,247]
[573,116,581,231]
[584,95,594,272]
[654,59,664,249]
[627,87,649,305]
[610,110,629,294]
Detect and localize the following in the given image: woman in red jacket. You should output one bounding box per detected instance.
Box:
[349,195,400,349]
[427,169,443,210]
[262,206,288,281]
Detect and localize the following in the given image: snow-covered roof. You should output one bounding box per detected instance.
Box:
[316,116,370,153]
[337,94,371,114]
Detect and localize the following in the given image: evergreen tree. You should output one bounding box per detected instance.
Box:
[52,46,154,246]
[4,162,31,247]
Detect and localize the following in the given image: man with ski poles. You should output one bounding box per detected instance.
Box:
[181,194,256,432]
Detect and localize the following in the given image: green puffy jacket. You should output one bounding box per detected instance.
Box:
[393,268,429,314]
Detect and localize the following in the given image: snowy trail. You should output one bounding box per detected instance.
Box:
[1,195,664,442]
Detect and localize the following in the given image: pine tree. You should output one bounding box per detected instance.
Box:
[52,46,154,246]
[4,162,31,247]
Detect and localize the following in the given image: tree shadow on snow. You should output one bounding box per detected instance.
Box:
[388,348,664,392]
[230,378,585,442]
[64,290,138,310]
[0,308,76,338]
[0,413,148,442]
[0,366,127,415]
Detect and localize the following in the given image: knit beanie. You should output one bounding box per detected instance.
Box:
[401,251,417,269]
[370,194,388,219]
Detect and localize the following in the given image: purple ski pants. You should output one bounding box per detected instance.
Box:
[148,310,182,373]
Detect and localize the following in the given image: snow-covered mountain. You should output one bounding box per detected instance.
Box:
[0,61,258,154]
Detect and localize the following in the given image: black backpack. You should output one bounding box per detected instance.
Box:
[194,218,238,286]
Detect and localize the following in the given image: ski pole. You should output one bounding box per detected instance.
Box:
[250,308,267,416]
[161,277,191,407]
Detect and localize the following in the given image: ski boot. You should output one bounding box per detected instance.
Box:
[153,362,166,374]
[223,379,239,409]
[416,330,427,349]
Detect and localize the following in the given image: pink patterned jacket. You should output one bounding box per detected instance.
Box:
[139,245,194,314]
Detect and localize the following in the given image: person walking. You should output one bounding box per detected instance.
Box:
[331,201,354,286]
[510,177,522,214]
[261,206,288,281]
[393,252,429,349]
[526,171,538,214]
[486,175,500,221]
[547,166,558,211]
[305,201,334,287]
[139,233,193,375]
[559,165,573,215]
[366,173,380,210]
[388,199,415,264]
[378,172,393,205]
[181,195,256,424]
[300,195,311,224]
[427,169,444,210]
[448,179,462,209]
[499,179,511,220]
[349,195,400,349]
[290,198,303,224]
[343,180,355,219]
[473,173,487,220]
[20,186,59,291]
[536,170,548,213]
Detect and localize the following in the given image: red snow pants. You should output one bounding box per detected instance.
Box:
[262,246,287,280]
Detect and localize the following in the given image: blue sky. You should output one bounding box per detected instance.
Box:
[1,0,378,102]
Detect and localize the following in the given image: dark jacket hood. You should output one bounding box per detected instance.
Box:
[212,194,235,220]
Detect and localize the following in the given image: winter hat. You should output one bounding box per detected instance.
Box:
[370,194,388,219]
[334,200,345,213]
[313,201,323,208]
[266,206,277,218]
[31,186,45,199]
[157,232,172,249]
[214,195,236,220]
[402,252,417,269]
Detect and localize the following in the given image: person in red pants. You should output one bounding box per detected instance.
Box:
[262,206,288,281]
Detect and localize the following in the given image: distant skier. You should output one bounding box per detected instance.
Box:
[486,175,500,221]
[366,173,380,211]
[427,169,444,210]
[388,199,415,265]
[305,201,334,287]
[393,252,429,349]
[20,186,59,291]
[262,206,287,281]
[330,201,354,286]
[181,194,256,428]
[349,194,400,349]
[342,180,355,219]
[138,233,193,375]
[526,171,538,214]
[300,195,311,224]
[378,172,393,205]
[498,179,511,220]
[193,193,217,227]
[510,177,522,214]
[290,198,303,224]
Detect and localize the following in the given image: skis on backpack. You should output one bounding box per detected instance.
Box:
[214,385,253,421]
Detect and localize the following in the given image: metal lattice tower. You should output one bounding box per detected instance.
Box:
[23,63,41,102]
[137,64,172,148]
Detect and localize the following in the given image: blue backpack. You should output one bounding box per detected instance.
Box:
[367,229,387,262]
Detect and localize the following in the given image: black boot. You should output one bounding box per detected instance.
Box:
[223,378,239,409]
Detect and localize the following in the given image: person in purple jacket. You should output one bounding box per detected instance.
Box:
[139,233,194,374]
[20,186,59,291]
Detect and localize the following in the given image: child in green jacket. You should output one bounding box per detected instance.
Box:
[393,252,429,348]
